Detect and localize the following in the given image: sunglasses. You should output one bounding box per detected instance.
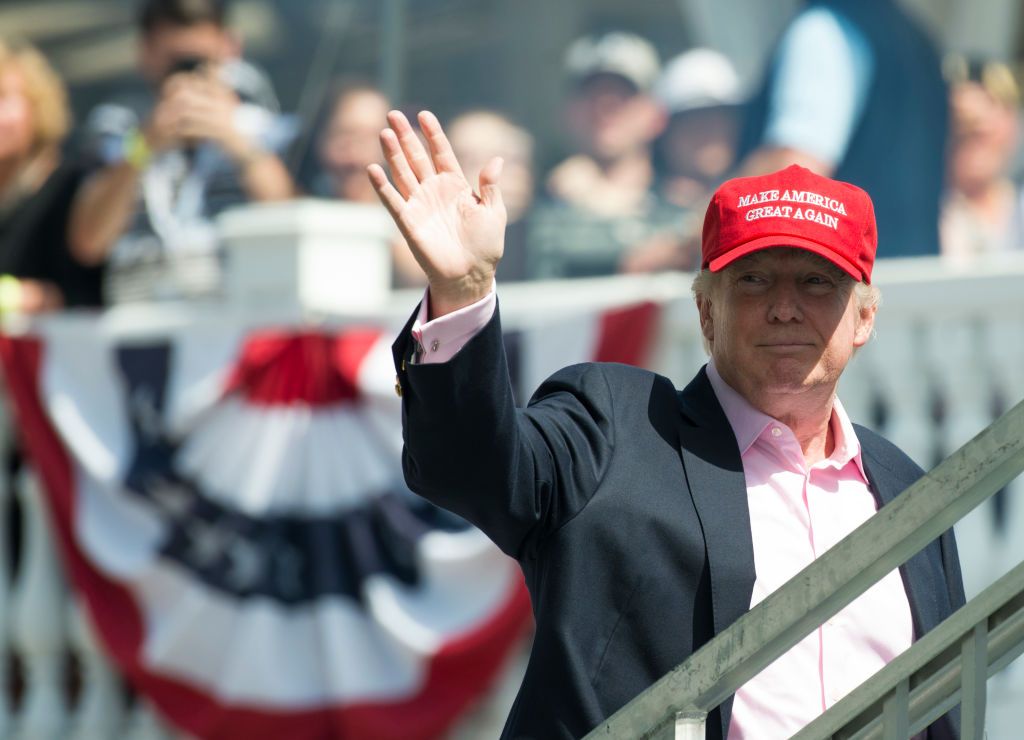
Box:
[943,54,1020,106]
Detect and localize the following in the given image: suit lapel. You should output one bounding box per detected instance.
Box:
[676,368,757,639]
[859,440,942,639]
[676,368,755,740]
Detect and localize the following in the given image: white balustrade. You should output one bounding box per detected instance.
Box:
[66,601,122,740]
[929,317,999,601]
[930,317,994,457]
[0,393,12,740]
[863,318,935,467]
[10,469,67,740]
[988,317,1024,577]
[981,313,1024,734]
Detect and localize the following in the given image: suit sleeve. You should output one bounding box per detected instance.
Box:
[392,302,616,560]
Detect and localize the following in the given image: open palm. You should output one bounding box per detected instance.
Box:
[368,110,506,317]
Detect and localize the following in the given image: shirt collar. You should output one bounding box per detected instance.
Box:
[705,360,866,477]
[705,360,776,455]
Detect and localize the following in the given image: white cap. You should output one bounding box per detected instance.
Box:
[653,48,742,114]
[565,32,661,92]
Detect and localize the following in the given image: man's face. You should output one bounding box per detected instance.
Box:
[567,73,663,162]
[698,248,875,408]
[138,22,237,87]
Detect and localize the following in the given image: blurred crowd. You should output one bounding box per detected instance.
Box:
[1,0,1023,315]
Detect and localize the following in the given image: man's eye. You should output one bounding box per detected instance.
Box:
[805,275,832,286]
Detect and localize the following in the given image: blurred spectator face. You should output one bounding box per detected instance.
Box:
[0,68,32,162]
[319,88,390,201]
[448,111,534,222]
[138,21,238,86]
[661,107,738,184]
[0,41,69,164]
[653,48,742,188]
[949,79,1020,194]
[567,73,664,163]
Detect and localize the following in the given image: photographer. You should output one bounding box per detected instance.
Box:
[68,0,294,304]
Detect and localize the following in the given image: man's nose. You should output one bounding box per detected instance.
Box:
[767,283,802,322]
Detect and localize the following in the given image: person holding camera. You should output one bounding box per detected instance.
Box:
[68,0,294,304]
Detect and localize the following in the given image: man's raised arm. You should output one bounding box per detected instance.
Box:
[366,111,615,560]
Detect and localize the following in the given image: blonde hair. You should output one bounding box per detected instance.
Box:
[690,263,881,355]
[943,54,1020,107]
[0,39,71,154]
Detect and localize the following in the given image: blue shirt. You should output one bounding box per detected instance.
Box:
[764,7,874,167]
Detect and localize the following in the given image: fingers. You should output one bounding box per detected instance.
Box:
[373,109,497,211]
[366,163,407,223]
[380,128,419,199]
[478,156,504,210]
[418,111,465,180]
[148,102,186,150]
[387,110,435,182]
[160,72,190,98]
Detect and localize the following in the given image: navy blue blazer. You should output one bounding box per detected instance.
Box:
[393,306,965,740]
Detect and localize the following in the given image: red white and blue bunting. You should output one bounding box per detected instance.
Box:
[0,299,660,739]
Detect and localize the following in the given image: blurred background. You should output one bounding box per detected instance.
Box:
[6,0,1021,161]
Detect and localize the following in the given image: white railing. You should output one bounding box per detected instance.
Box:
[1,254,1023,738]
[0,463,176,740]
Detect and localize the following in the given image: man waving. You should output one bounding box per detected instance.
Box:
[369,111,964,740]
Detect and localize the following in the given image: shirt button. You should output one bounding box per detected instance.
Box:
[771,426,782,438]
[430,339,440,352]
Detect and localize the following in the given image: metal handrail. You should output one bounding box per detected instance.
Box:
[794,561,1024,739]
[584,399,1024,740]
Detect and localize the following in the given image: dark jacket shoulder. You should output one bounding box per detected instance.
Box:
[854,423,927,487]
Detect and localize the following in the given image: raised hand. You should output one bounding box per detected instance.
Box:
[368,110,506,318]
[156,72,250,161]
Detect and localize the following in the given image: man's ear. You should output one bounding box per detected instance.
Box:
[697,295,714,344]
[853,302,877,348]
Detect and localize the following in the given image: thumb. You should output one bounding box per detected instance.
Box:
[478,156,505,211]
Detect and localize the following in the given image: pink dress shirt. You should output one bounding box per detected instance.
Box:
[411,288,915,737]
[705,361,914,739]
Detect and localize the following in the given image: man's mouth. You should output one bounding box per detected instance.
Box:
[757,342,815,350]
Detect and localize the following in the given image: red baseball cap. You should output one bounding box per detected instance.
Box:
[701,164,877,283]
